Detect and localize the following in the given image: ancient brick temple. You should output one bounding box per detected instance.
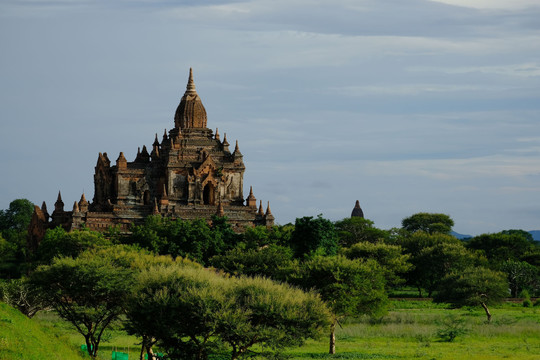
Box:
[28,69,274,251]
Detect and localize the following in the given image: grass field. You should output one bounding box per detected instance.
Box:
[4,300,539,360]
[285,301,540,360]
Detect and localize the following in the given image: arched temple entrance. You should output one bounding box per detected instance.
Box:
[203,183,215,205]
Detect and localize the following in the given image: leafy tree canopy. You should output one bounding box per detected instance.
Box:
[290,215,338,258]
[334,217,389,247]
[31,247,137,358]
[465,231,538,265]
[501,259,539,297]
[127,215,236,265]
[434,266,508,322]
[210,245,294,280]
[401,212,454,235]
[291,255,387,354]
[0,199,34,232]
[35,227,112,264]
[340,241,411,288]
[125,262,330,360]
[0,199,34,277]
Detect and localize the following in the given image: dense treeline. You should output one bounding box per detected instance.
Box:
[1,199,539,359]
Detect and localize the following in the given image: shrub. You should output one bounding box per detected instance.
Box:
[436,314,468,342]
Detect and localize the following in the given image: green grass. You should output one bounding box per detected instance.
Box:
[0,302,87,360]
[284,301,540,360]
[33,311,143,360]
[2,300,539,360]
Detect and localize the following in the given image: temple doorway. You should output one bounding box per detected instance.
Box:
[203,183,215,205]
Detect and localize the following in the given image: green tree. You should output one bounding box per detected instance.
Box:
[401,212,454,234]
[221,275,330,360]
[240,224,293,250]
[340,241,411,288]
[0,199,34,278]
[292,255,387,354]
[433,266,508,323]
[334,217,389,247]
[35,227,112,264]
[210,245,294,280]
[414,241,481,297]
[398,231,469,297]
[124,263,213,360]
[0,199,34,232]
[0,233,20,278]
[0,277,50,317]
[30,247,138,358]
[125,263,329,360]
[210,215,241,250]
[501,260,539,297]
[290,215,338,258]
[127,215,228,265]
[465,232,537,265]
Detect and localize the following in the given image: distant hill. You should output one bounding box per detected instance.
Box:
[529,230,540,241]
[451,230,540,241]
[0,302,86,360]
[451,231,472,240]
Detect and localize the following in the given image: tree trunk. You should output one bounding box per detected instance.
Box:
[146,346,154,360]
[480,302,492,323]
[84,337,95,359]
[417,286,423,298]
[329,319,337,354]
[139,342,145,360]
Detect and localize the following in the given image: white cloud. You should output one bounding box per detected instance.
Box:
[412,62,540,78]
[429,0,540,10]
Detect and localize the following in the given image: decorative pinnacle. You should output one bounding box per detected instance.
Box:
[153,198,159,214]
[223,133,229,147]
[73,201,79,212]
[215,128,220,141]
[186,67,197,94]
[234,140,240,153]
[266,201,272,216]
[57,191,62,202]
[162,184,168,200]
[153,133,159,146]
[258,200,264,216]
[80,193,88,204]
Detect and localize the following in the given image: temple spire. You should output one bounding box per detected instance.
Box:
[186,67,196,94]
[174,68,207,129]
[54,191,64,213]
[257,200,264,216]
[246,186,256,208]
[351,200,364,218]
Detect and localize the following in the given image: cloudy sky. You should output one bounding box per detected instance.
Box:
[1,0,539,235]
